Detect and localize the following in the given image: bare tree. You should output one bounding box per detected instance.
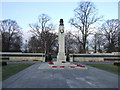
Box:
[28,36,39,53]
[45,32,58,54]
[65,32,80,53]
[0,19,22,52]
[29,14,50,53]
[101,19,120,52]
[90,31,105,53]
[29,14,57,54]
[69,1,102,53]
[29,14,51,37]
[10,36,22,51]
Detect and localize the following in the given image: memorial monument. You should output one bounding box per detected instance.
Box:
[57,19,66,63]
[38,19,87,69]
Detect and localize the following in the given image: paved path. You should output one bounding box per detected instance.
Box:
[2,62,119,88]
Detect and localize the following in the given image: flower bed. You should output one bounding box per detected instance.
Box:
[52,66,57,68]
[77,64,85,67]
[69,66,75,68]
[48,62,54,65]
[74,64,85,68]
[60,66,65,68]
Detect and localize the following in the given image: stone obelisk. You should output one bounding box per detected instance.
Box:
[57,19,66,63]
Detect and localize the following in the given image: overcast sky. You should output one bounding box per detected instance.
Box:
[1,1,118,41]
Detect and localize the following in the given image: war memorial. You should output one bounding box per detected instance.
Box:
[1,19,120,89]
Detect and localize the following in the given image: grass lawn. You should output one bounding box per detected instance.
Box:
[2,63,34,80]
[86,64,120,75]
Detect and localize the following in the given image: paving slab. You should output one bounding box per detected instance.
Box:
[2,62,119,88]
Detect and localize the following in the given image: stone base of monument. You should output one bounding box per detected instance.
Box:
[38,61,88,70]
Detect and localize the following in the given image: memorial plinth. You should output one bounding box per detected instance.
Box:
[57,19,66,63]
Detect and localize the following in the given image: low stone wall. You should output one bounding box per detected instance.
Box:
[1,52,120,62]
[1,52,45,62]
[69,53,120,62]
[9,57,45,62]
[71,57,104,62]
